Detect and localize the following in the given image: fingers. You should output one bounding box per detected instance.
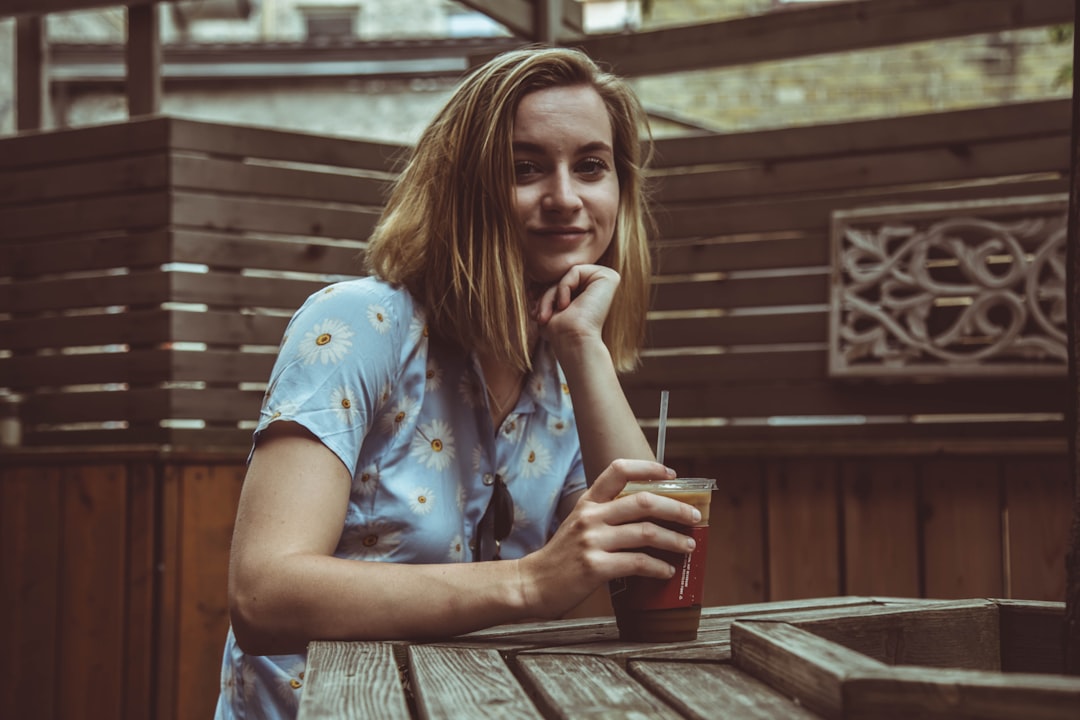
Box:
[585,458,675,503]
[604,489,702,528]
[532,264,618,326]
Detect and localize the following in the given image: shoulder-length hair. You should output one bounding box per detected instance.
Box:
[365,45,654,373]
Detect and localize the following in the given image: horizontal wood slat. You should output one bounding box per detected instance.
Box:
[623,378,1066,419]
[646,310,828,348]
[650,99,1070,169]
[654,235,829,275]
[0,231,367,277]
[652,272,828,311]
[0,190,171,240]
[579,0,1074,77]
[22,388,261,424]
[656,178,1069,240]
[0,350,276,389]
[171,155,392,206]
[0,152,170,206]
[0,310,289,352]
[173,192,380,240]
[0,116,170,170]
[653,135,1069,205]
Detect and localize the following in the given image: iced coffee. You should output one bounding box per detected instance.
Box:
[609,478,716,642]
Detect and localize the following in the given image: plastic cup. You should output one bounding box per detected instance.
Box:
[609,478,717,642]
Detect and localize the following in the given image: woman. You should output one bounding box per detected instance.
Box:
[216,46,700,719]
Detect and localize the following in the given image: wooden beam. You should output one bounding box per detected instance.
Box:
[0,0,172,16]
[14,14,46,131]
[456,0,583,40]
[577,0,1075,76]
[1064,0,1080,675]
[126,3,161,116]
[535,0,560,44]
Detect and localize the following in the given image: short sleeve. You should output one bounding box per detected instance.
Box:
[253,279,421,476]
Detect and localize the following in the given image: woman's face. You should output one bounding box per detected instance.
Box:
[511,84,620,286]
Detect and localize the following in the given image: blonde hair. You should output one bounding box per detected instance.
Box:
[365,46,654,373]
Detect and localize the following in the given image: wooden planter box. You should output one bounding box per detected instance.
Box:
[731,599,1079,719]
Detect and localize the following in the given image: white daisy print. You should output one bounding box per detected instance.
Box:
[520,434,553,479]
[273,658,308,702]
[513,503,532,532]
[298,318,354,365]
[376,382,393,414]
[531,375,547,399]
[410,418,456,471]
[379,396,417,437]
[241,660,260,708]
[339,519,403,560]
[408,487,436,515]
[458,373,482,408]
[500,413,523,440]
[263,399,299,424]
[408,314,428,344]
[448,534,465,561]
[356,465,379,496]
[367,303,392,334]
[331,385,358,424]
[471,444,487,473]
[547,415,570,436]
[425,358,443,391]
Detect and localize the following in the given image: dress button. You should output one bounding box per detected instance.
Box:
[468,539,477,551]
[483,473,494,486]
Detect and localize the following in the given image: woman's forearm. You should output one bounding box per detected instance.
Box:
[556,336,655,482]
[230,553,531,655]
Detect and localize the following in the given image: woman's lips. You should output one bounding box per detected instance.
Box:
[530,227,588,243]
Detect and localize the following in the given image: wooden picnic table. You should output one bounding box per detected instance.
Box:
[295,595,1079,719]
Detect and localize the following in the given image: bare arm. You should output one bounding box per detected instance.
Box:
[228,422,697,655]
[535,264,656,482]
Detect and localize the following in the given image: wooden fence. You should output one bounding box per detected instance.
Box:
[0,97,1073,719]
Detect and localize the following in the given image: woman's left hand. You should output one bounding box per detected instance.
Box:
[533,264,619,351]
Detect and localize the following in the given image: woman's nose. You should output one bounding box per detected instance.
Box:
[542,169,583,213]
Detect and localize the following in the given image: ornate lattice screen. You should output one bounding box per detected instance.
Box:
[829,195,1067,379]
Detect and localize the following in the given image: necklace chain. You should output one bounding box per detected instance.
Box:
[486,374,524,414]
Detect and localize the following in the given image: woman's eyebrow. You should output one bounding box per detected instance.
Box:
[512,140,614,155]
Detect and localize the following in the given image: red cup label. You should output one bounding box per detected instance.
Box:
[610,526,709,610]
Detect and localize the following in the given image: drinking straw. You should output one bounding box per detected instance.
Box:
[656,390,670,466]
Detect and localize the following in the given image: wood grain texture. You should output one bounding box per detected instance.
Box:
[766,459,841,600]
[629,660,821,720]
[514,653,682,719]
[124,462,157,720]
[298,641,410,720]
[841,459,920,597]
[0,466,61,720]
[997,600,1066,674]
[793,600,1001,670]
[175,465,245,720]
[844,666,1080,720]
[921,459,1005,599]
[57,464,128,720]
[410,645,542,720]
[650,99,1069,169]
[1003,457,1071,601]
[702,459,767,605]
[731,620,886,720]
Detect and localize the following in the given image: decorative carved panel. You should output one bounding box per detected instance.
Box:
[829,196,1067,378]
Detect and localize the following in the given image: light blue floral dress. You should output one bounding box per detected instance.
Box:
[215,277,586,719]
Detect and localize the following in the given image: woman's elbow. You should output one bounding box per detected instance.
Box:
[228,570,300,656]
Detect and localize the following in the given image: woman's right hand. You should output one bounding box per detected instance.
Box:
[515,459,701,620]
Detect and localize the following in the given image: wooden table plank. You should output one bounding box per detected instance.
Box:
[629,661,823,719]
[515,653,682,720]
[409,645,542,720]
[298,641,409,720]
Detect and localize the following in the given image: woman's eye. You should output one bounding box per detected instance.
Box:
[514,161,542,179]
[578,157,609,176]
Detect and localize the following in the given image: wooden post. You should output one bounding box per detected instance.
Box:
[535,0,561,44]
[1066,0,1080,676]
[15,15,47,131]
[126,2,162,116]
